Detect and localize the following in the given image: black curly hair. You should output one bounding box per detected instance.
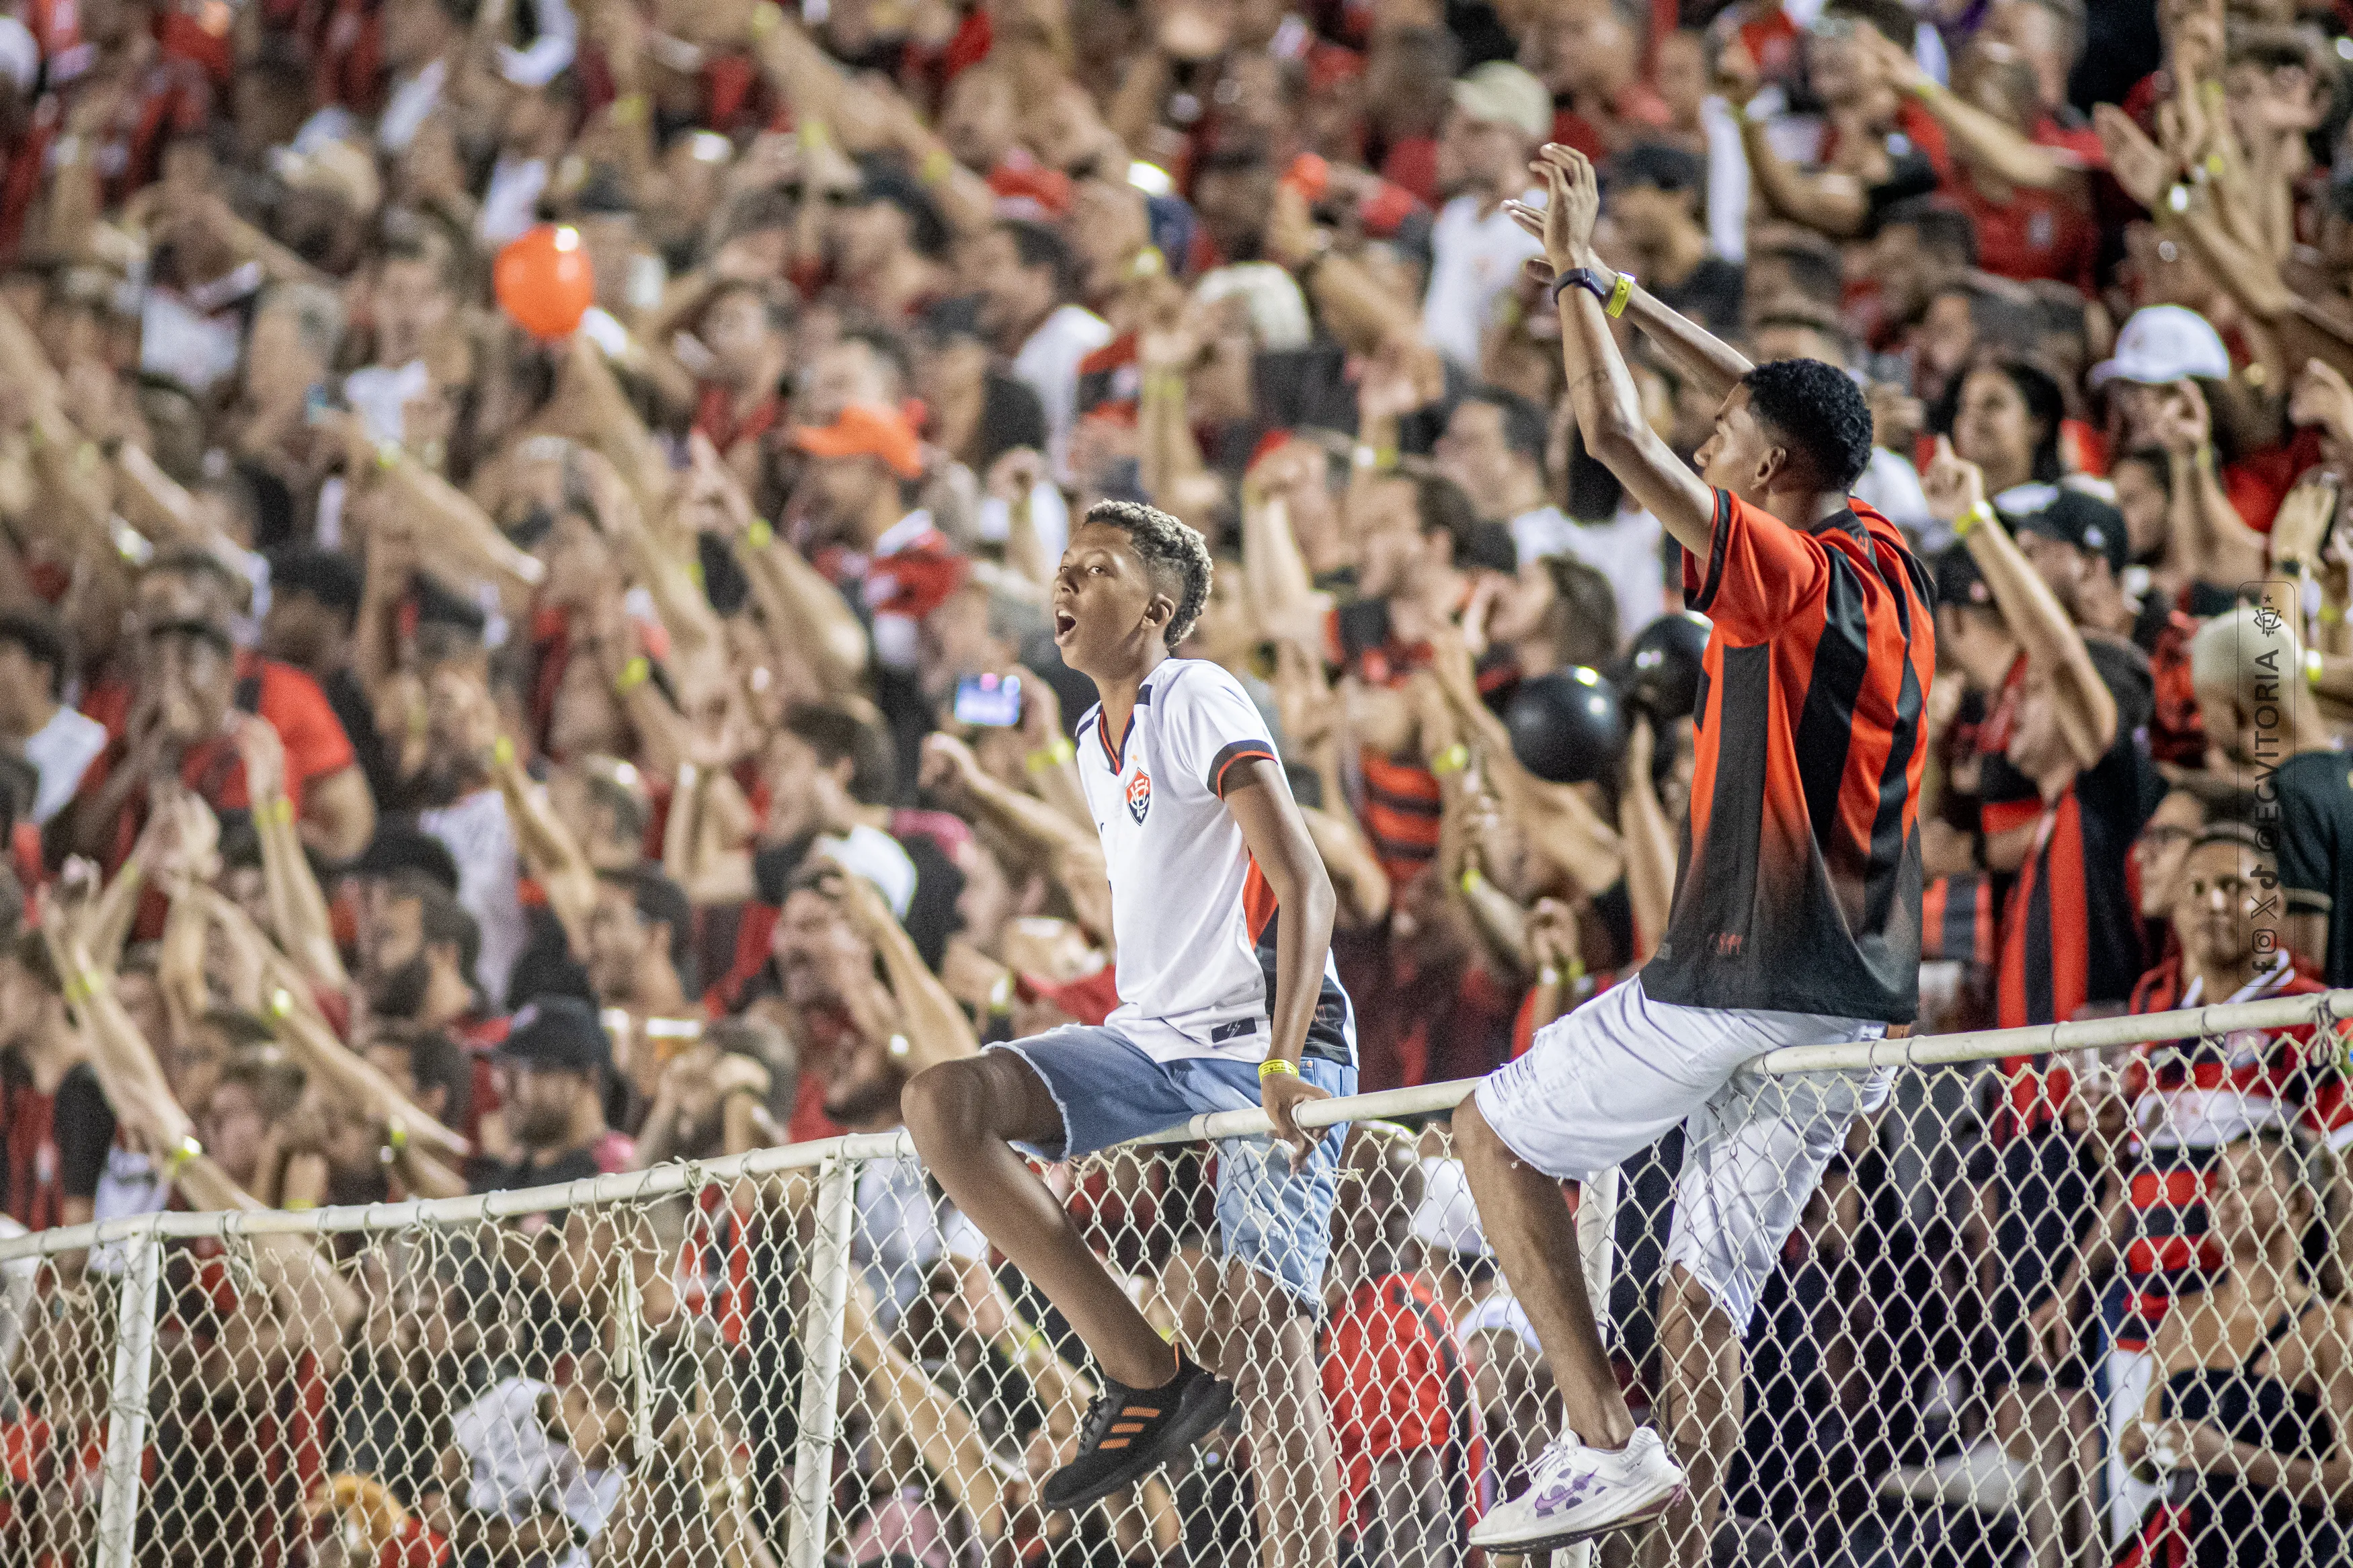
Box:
[1739,358,1876,493]
[1083,499,1214,651]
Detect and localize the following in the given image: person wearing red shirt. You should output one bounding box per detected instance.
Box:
[1324,1132,1487,1561]
[690,281,793,483]
[1867,30,2101,288]
[68,552,373,869]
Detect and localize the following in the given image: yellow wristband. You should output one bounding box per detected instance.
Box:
[1603,271,1634,319]
[1429,742,1470,776]
[1460,866,1485,896]
[493,735,515,767]
[751,0,782,34]
[798,118,830,153]
[745,517,774,550]
[920,149,955,187]
[265,795,294,827]
[1952,500,1993,539]
[615,655,651,696]
[1257,1057,1298,1081]
[2307,649,2325,688]
[386,1120,409,1153]
[1026,738,1076,773]
[163,1135,202,1178]
[612,92,647,126]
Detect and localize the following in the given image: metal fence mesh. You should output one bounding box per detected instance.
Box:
[9,1003,2353,1568]
[0,1251,112,1567]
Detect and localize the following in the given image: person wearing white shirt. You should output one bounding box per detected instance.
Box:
[972,220,1112,483]
[1421,63,1554,371]
[0,610,106,826]
[1438,391,1664,650]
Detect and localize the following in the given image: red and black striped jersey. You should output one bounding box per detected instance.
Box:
[2104,954,2351,1350]
[1644,489,1936,1023]
[1994,731,2151,1032]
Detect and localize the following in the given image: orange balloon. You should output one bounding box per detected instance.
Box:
[493,224,596,341]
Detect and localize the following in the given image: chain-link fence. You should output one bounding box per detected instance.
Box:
[5,989,2352,1568]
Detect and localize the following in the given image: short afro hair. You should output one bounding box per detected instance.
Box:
[1739,358,1874,493]
[1084,499,1213,651]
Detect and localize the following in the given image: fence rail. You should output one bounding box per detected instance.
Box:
[5,985,2349,1568]
[9,987,2342,1266]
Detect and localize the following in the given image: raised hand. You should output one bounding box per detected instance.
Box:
[2290,358,2353,444]
[2268,473,2340,567]
[1919,436,1989,524]
[1502,145,1598,275]
[2094,105,2173,212]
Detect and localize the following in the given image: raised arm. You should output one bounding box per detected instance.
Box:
[1238,447,1335,651]
[832,860,982,1077]
[1869,33,2076,191]
[489,737,600,954]
[1506,147,1718,558]
[1920,440,2117,769]
[1714,41,1872,241]
[236,718,351,993]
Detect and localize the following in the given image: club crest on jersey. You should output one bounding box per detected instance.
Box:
[1126,771,1152,823]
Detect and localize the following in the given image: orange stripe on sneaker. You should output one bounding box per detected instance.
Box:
[1100,1438,1129,1449]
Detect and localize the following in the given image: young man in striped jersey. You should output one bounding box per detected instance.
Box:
[1451,145,1937,1558]
[903,500,1355,1567]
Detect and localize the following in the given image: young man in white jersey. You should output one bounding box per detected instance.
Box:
[903,500,1356,1562]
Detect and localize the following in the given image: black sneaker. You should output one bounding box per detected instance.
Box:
[1039,1352,1235,1512]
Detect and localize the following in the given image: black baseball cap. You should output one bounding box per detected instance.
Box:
[1605,142,1704,197]
[1933,540,1993,612]
[352,824,462,893]
[1462,520,1520,576]
[493,995,610,1073]
[2001,487,2131,577]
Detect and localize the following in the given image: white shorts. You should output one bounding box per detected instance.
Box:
[1472,974,1892,1333]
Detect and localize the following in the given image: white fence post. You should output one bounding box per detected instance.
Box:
[787,1153,861,1568]
[95,1225,162,1568]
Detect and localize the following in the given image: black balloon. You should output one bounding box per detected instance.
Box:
[1505,667,1627,784]
[1622,611,1711,722]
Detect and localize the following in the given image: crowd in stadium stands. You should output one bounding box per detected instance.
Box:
[7,0,2353,1560]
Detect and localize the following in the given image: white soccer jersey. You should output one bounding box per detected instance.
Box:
[1074,658,1354,1066]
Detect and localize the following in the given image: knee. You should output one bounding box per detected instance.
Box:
[1222,1263,1309,1349]
[1450,1099,1496,1164]
[901,1059,990,1154]
[1660,1263,1737,1345]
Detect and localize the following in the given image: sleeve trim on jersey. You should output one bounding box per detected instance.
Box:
[2327,1120,2353,1155]
[1689,489,1732,616]
[2286,889,2334,914]
[1210,741,1279,796]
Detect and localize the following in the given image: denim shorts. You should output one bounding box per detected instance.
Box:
[987,1025,1355,1310]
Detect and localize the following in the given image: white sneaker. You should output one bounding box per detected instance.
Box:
[1467,1428,1687,1552]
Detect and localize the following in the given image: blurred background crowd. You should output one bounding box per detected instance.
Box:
[6,0,2353,1560]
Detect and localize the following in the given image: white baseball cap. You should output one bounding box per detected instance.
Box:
[2090,304,2231,387]
[0,18,34,96]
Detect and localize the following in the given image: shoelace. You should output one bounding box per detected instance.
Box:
[1076,1385,1134,1449]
